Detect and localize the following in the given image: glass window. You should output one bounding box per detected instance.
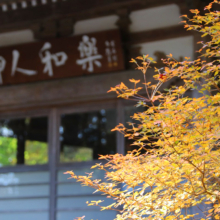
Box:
[60,109,116,162]
[0,171,49,220]
[0,116,48,166]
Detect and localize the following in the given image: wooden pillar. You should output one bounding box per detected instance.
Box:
[115,8,132,69]
[48,108,60,220]
[8,120,26,165]
[16,133,25,164]
[116,100,125,155]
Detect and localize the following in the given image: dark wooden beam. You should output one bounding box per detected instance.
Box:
[0,0,186,34]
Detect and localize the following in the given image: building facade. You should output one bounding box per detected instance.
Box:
[0,0,208,220]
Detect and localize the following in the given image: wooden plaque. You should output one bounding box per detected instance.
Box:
[0,29,124,86]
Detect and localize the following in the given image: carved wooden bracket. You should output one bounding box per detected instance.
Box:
[115,8,132,69]
[182,0,213,16]
[115,8,131,41]
[31,18,74,40]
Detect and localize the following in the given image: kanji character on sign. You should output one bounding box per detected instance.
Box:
[11,50,37,76]
[39,42,68,77]
[0,56,6,84]
[105,40,118,67]
[76,35,102,72]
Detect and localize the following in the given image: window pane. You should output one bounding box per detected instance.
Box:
[57,211,116,220]
[60,109,116,162]
[57,168,105,196]
[0,116,48,166]
[0,212,49,220]
[0,171,49,220]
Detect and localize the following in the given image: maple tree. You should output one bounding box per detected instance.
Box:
[65,1,220,219]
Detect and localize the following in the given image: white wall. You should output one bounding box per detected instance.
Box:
[130,4,182,32]
[134,36,194,61]
[0,30,35,47]
[74,15,119,35]
[74,4,182,35]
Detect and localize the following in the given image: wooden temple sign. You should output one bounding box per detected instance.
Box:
[0,29,124,86]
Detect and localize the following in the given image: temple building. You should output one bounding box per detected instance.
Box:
[0,0,209,220]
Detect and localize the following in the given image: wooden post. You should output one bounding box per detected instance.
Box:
[116,99,125,155]
[48,108,60,220]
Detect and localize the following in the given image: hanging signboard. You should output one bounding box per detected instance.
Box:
[0,29,124,86]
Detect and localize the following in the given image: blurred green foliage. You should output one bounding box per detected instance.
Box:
[0,136,17,166]
[25,140,48,165]
[60,146,93,163]
[0,137,48,166]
